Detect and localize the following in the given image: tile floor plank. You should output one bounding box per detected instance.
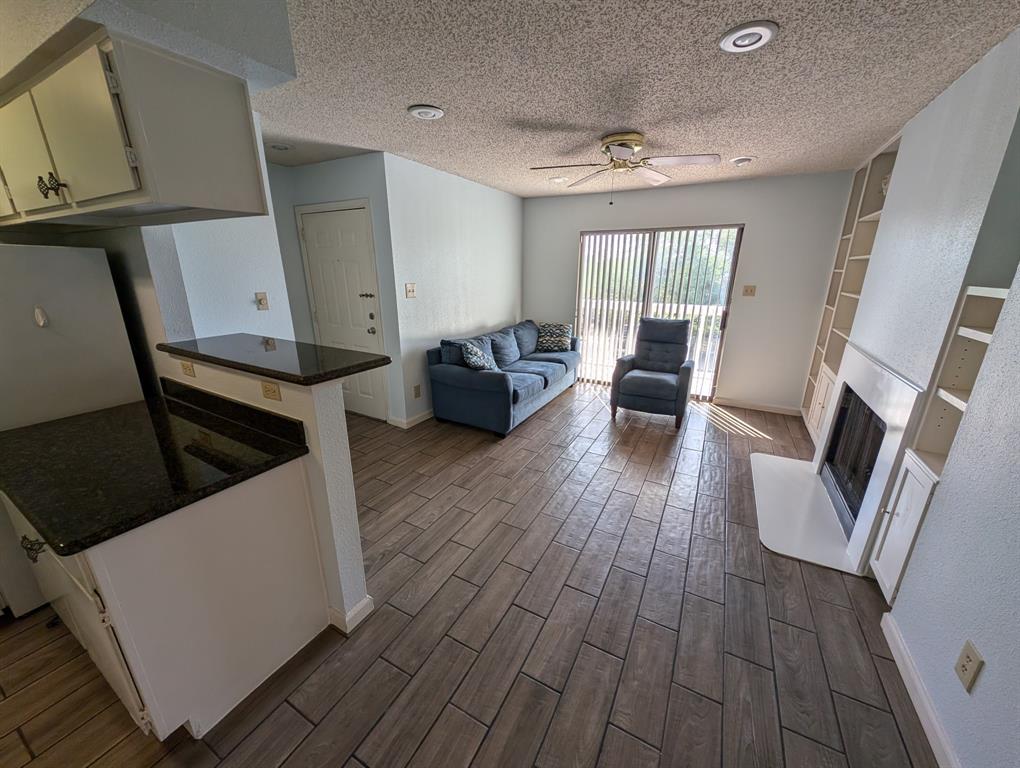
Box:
[448,563,529,651]
[503,514,564,572]
[725,522,763,583]
[391,541,472,614]
[833,693,911,768]
[761,551,814,631]
[219,703,311,768]
[783,729,849,768]
[874,656,939,768]
[686,535,725,603]
[383,578,478,675]
[610,618,676,747]
[452,606,543,724]
[523,587,598,690]
[674,593,724,701]
[660,684,721,768]
[454,524,522,587]
[812,599,887,710]
[470,675,559,768]
[356,637,477,768]
[596,725,660,768]
[802,563,852,608]
[407,705,486,768]
[536,644,623,768]
[722,654,783,768]
[638,550,687,630]
[584,567,646,658]
[770,620,841,750]
[565,530,622,597]
[514,543,580,617]
[724,575,772,668]
[613,517,659,576]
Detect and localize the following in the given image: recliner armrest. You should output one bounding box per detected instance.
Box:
[676,359,694,399]
[571,336,582,354]
[428,363,512,395]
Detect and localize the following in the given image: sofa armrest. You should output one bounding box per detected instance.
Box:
[571,336,582,354]
[428,363,512,395]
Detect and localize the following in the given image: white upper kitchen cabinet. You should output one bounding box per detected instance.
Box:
[0,92,68,212]
[30,44,139,204]
[0,27,267,227]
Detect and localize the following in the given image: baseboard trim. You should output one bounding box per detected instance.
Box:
[329,595,375,635]
[710,397,802,416]
[387,410,434,430]
[881,613,960,768]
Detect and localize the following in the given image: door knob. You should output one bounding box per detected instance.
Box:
[367,327,377,334]
[358,292,375,298]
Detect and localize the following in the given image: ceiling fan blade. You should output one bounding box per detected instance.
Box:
[644,154,721,167]
[568,168,610,188]
[529,162,604,170]
[632,166,670,186]
[607,143,635,160]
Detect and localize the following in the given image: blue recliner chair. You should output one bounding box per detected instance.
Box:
[610,318,694,429]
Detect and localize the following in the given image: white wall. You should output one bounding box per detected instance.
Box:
[268,152,524,426]
[851,30,1020,387]
[267,152,405,422]
[172,114,295,341]
[383,154,523,423]
[522,172,850,411]
[891,264,1020,768]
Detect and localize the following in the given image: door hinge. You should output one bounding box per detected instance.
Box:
[92,588,112,625]
[104,69,121,94]
[124,147,139,167]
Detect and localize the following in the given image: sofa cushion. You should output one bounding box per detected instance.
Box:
[513,320,540,356]
[524,349,580,375]
[537,322,573,352]
[461,338,499,371]
[439,338,468,366]
[508,372,544,404]
[489,328,521,368]
[503,359,565,387]
[618,369,680,400]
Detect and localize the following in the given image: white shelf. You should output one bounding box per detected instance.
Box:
[957,325,994,344]
[840,291,861,300]
[909,449,946,480]
[858,209,882,222]
[831,327,851,341]
[965,286,1008,300]
[936,387,970,411]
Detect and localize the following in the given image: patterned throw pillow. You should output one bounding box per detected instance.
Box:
[461,340,499,371]
[536,322,572,352]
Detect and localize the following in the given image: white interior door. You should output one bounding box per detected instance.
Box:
[301,207,387,420]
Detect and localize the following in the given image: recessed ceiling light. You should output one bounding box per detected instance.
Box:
[407,104,445,120]
[549,176,568,184]
[719,21,778,53]
[269,142,292,151]
[731,156,756,167]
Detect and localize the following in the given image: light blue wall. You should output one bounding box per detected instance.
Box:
[267,153,405,420]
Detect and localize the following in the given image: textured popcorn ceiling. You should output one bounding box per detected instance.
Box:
[254,1,1020,196]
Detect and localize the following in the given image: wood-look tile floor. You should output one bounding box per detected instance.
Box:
[0,384,940,768]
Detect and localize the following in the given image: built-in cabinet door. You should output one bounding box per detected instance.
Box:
[0,92,66,211]
[31,45,138,203]
[810,369,835,434]
[870,449,937,602]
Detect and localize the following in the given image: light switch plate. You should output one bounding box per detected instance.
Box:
[261,381,282,401]
[405,282,417,298]
[742,285,757,297]
[255,291,269,310]
[955,639,984,692]
[180,361,196,377]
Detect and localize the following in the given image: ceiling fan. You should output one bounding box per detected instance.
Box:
[530,131,720,188]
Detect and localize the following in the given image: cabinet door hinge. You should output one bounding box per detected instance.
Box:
[124,147,139,167]
[104,69,121,94]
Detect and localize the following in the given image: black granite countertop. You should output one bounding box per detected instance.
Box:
[156,333,391,385]
[0,386,309,556]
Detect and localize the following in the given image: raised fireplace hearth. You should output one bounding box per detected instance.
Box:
[751,342,923,574]
[821,387,887,538]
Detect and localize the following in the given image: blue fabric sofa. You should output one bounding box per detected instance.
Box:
[427,320,581,436]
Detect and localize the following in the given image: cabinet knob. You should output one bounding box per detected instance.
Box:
[20,535,46,563]
[36,172,68,200]
[367,326,377,334]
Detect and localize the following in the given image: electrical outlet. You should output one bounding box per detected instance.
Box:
[955,640,984,692]
[255,291,269,310]
[261,380,282,401]
[742,284,757,297]
[413,384,421,399]
[180,361,196,377]
[405,282,417,298]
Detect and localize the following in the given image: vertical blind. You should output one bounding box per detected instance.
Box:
[574,225,742,398]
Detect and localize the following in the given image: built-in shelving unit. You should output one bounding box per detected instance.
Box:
[910,286,1009,477]
[802,140,900,440]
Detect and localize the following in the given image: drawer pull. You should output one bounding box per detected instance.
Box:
[20,535,46,563]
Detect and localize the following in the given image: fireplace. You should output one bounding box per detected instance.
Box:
[821,386,887,538]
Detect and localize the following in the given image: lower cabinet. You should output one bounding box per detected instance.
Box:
[807,366,837,441]
[4,501,150,732]
[870,448,939,603]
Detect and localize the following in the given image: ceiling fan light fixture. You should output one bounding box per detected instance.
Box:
[407,104,445,120]
[269,142,292,151]
[731,156,756,167]
[549,176,568,184]
[719,21,778,53]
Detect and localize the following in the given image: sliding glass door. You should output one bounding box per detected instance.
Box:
[575,225,742,398]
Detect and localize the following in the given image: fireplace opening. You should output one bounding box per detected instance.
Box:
[821,386,887,539]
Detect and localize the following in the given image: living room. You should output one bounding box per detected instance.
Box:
[1,2,1018,768]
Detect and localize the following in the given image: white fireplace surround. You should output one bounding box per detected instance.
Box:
[752,342,924,574]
